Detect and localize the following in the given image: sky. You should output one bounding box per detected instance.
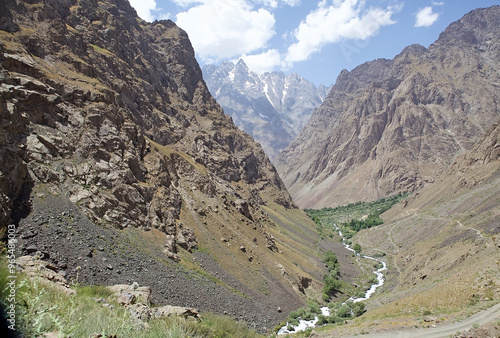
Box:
[128,0,499,86]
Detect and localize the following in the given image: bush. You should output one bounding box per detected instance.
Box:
[351,302,366,317]
[337,304,351,318]
[308,303,320,314]
[301,312,316,321]
[352,243,362,253]
[323,274,342,297]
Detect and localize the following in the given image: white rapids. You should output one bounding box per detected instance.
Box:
[278,223,387,335]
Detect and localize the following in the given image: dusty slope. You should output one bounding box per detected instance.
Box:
[276,6,500,209]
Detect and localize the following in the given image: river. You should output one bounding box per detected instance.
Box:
[277,224,387,335]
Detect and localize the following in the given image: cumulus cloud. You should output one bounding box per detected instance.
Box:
[284,0,397,66]
[415,6,439,27]
[240,49,282,73]
[254,0,301,7]
[176,0,276,63]
[129,0,158,22]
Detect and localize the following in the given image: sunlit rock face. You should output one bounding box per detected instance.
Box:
[276,6,500,208]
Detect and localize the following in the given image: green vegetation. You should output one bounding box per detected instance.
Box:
[352,243,362,253]
[322,250,341,301]
[300,194,407,320]
[283,300,366,333]
[0,258,262,338]
[305,192,407,239]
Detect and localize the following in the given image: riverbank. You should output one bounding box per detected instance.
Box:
[277,223,388,334]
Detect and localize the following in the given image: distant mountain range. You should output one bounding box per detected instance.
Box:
[203,60,331,160]
[275,6,500,208]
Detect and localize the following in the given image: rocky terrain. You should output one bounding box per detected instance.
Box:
[276,5,500,208]
[316,121,500,337]
[203,59,330,160]
[0,0,341,331]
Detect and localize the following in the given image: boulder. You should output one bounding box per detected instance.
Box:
[153,305,199,319]
[127,303,152,322]
[117,292,136,305]
[107,284,152,305]
[15,256,75,296]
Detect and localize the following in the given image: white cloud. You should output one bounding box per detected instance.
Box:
[176,0,276,63]
[129,0,158,22]
[284,0,397,66]
[240,49,282,73]
[415,6,439,27]
[172,0,203,6]
[253,0,301,7]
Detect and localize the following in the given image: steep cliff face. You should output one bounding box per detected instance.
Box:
[203,59,330,160]
[276,6,500,208]
[0,0,330,329]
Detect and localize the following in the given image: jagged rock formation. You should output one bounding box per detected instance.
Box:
[203,60,330,160]
[0,0,333,330]
[0,0,294,255]
[276,6,500,208]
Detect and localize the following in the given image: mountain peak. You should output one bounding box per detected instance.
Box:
[235,58,249,69]
[203,63,331,160]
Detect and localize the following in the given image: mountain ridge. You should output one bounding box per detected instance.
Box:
[276,5,500,208]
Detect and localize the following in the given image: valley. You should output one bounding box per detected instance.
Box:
[0,1,499,337]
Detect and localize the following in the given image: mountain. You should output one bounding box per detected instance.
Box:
[319,119,500,337]
[202,60,330,160]
[0,0,338,330]
[275,6,500,209]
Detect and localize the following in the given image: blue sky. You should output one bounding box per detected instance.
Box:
[128,0,499,86]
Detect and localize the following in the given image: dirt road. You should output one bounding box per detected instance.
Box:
[345,302,500,338]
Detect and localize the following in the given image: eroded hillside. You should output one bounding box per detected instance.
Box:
[276,6,500,209]
[0,0,338,330]
[314,121,500,337]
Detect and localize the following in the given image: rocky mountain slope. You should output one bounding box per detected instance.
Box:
[203,60,330,160]
[322,121,500,337]
[0,0,338,330]
[276,6,500,208]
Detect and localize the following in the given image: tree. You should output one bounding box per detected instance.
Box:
[352,243,362,253]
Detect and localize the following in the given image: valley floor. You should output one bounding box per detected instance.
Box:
[310,301,500,338]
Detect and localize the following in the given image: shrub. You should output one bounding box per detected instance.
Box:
[351,302,366,317]
[352,243,362,253]
[337,304,351,318]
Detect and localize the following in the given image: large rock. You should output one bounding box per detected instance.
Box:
[127,303,199,323]
[107,284,152,305]
[15,256,75,296]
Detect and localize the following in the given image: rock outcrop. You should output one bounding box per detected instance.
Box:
[276,6,500,208]
[0,0,293,258]
[15,255,76,295]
